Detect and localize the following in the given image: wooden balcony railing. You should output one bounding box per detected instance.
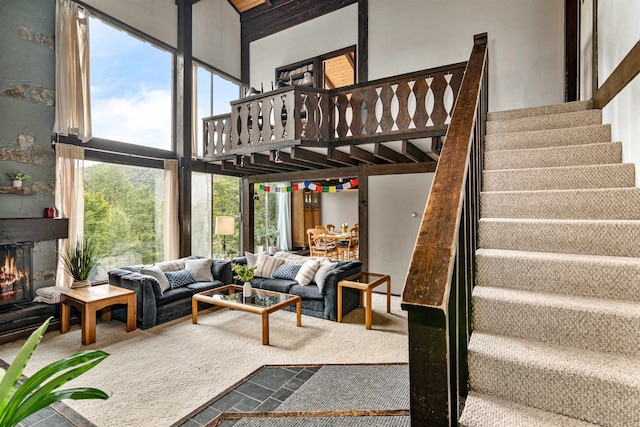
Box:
[401,33,488,426]
[201,62,466,158]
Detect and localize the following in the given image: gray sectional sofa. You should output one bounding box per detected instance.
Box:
[232,252,362,321]
[108,256,232,329]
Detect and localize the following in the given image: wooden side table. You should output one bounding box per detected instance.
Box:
[60,284,136,345]
[337,272,391,329]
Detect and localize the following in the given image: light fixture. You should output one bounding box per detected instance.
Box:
[253,191,260,201]
[215,216,235,258]
[274,150,283,163]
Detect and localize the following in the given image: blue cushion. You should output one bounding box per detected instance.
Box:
[273,263,301,280]
[164,269,196,289]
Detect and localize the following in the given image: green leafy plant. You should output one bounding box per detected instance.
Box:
[59,237,100,281]
[5,172,30,182]
[256,226,279,247]
[0,317,109,427]
[232,263,257,283]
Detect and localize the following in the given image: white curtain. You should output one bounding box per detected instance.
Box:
[164,160,180,260]
[276,182,292,251]
[55,143,85,288]
[53,0,92,142]
[192,63,199,157]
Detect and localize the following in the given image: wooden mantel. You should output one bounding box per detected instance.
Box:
[0,218,69,244]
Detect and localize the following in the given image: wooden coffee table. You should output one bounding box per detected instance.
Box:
[60,284,136,345]
[192,285,301,345]
[337,272,391,329]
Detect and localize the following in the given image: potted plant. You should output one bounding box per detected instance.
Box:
[0,317,108,427]
[232,263,258,297]
[257,226,279,254]
[5,172,30,189]
[59,237,99,288]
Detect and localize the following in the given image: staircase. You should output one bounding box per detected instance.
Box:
[459,100,640,426]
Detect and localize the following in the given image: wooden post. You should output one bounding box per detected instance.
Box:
[241,177,254,253]
[175,0,198,257]
[357,163,368,271]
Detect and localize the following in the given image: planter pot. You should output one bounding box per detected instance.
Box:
[71,279,90,289]
[268,246,277,255]
[12,180,22,188]
[243,281,252,298]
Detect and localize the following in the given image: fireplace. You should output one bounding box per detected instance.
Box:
[0,243,33,306]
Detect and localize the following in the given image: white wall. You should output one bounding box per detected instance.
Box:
[320,190,359,230]
[369,0,565,112]
[85,0,241,79]
[597,0,640,186]
[249,4,358,89]
[369,173,433,295]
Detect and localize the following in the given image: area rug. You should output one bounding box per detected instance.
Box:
[0,293,407,427]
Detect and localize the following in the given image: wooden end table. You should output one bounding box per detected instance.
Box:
[60,284,137,345]
[337,272,391,329]
[192,285,301,345]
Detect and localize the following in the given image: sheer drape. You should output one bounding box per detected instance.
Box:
[276,182,292,251]
[55,143,85,288]
[164,160,180,260]
[192,63,199,157]
[53,0,92,142]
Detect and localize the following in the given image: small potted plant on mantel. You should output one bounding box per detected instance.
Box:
[257,226,279,255]
[6,171,30,188]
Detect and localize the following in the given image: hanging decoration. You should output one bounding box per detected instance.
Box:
[257,179,359,193]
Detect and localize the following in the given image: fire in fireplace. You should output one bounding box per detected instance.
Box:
[0,243,33,305]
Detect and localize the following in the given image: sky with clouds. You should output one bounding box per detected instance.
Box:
[89,17,239,153]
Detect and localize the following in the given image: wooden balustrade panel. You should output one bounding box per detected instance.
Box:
[250,100,261,144]
[202,114,231,157]
[330,66,465,141]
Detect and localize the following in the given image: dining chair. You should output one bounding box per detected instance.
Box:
[307,228,322,255]
[337,228,358,260]
[309,231,337,258]
[314,225,327,233]
[326,224,336,233]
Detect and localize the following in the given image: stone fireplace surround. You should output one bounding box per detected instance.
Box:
[0,218,68,344]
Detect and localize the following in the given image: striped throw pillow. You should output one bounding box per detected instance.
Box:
[294,259,321,286]
[255,253,285,278]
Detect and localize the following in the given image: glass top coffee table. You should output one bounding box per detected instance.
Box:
[192,285,301,345]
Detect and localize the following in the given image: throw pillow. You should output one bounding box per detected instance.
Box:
[255,253,285,278]
[274,252,324,266]
[273,263,301,280]
[153,258,186,272]
[185,258,213,282]
[245,251,259,268]
[141,265,171,294]
[164,269,196,289]
[295,259,322,286]
[313,261,338,293]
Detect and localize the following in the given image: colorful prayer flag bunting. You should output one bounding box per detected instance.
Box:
[255,179,358,193]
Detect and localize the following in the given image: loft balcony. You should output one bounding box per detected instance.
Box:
[200,62,466,176]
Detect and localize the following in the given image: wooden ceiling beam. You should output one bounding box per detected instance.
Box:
[374,143,412,163]
[268,150,314,169]
[290,147,338,168]
[402,140,428,163]
[350,145,382,164]
[250,152,301,171]
[328,147,358,166]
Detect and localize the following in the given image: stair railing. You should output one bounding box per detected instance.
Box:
[401,33,488,427]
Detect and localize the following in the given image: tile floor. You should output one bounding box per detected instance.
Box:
[175,365,320,427]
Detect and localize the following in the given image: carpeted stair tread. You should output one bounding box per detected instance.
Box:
[485,124,611,152]
[478,218,640,257]
[475,248,640,302]
[467,332,640,427]
[487,100,593,121]
[472,286,640,355]
[460,392,599,427]
[484,141,621,170]
[486,110,602,135]
[482,163,635,191]
[480,187,640,220]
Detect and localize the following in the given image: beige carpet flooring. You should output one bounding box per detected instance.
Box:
[0,293,408,427]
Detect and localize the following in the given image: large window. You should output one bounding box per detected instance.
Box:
[84,162,164,280]
[212,175,240,258]
[89,17,173,150]
[196,65,239,156]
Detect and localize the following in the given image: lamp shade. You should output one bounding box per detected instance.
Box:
[215,216,235,236]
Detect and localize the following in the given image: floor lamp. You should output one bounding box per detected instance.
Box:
[215,216,235,259]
